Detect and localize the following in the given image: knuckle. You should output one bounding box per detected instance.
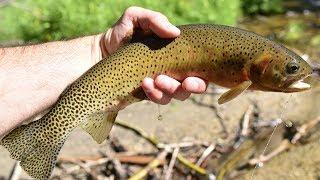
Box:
[154,12,167,20]
[174,93,189,101]
[124,6,139,16]
[177,96,188,101]
[159,99,170,105]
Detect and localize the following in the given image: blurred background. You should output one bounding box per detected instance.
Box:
[0,0,319,179]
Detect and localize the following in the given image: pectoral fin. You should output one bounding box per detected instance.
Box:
[81,111,118,144]
[218,80,252,104]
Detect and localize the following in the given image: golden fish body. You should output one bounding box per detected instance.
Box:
[0,24,312,179]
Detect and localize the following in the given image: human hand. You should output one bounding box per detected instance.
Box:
[100,6,208,104]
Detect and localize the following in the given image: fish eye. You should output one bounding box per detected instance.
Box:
[286,62,300,74]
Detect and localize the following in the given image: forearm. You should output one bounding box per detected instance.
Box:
[0,35,103,138]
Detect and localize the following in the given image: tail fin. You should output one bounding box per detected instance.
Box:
[1,122,65,179]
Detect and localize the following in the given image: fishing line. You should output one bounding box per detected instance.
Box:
[250,94,292,179]
[157,104,163,121]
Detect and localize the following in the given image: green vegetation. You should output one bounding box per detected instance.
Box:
[242,0,283,15]
[283,21,306,42]
[0,0,285,43]
[311,34,320,47]
[0,0,241,43]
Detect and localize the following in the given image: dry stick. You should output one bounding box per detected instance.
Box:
[241,105,254,137]
[76,161,97,179]
[55,158,110,177]
[129,150,169,180]
[248,115,320,168]
[114,121,158,146]
[59,153,160,165]
[248,139,291,165]
[217,140,255,180]
[177,154,207,175]
[114,154,165,165]
[250,94,292,179]
[8,162,22,180]
[233,104,256,149]
[59,156,103,162]
[214,105,257,180]
[291,116,320,144]
[164,147,180,180]
[196,143,216,167]
[104,150,127,179]
[158,141,209,149]
[115,120,207,175]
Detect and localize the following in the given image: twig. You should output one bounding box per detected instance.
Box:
[75,161,97,179]
[115,120,207,175]
[177,154,207,175]
[196,143,216,167]
[129,150,169,180]
[248,139,291,166]
[291,116,320,144]
[164,147,180,180]
[157,141,209,149]
[8,162,21,180]
[59,156,103,162]
[105,150,127,179]
[241,105,254,137]
[247,116,320,166]
[217,140,255,180]
[115,121,158,146]
[56,158,110,176]
[234,105,256,148]
[59,154,164,166]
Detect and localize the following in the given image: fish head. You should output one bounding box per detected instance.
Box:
[250,45,312,92]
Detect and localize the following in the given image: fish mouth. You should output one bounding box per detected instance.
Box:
[286,79,311,92]
[257,75,312,93]
[280,73,312,92]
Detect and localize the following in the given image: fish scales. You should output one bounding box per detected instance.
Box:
[0,24,312,179]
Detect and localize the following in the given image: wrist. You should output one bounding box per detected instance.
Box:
[90,33,105,64]
[91,29,112,64]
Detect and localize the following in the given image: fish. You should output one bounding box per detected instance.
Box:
[0,24,312,179]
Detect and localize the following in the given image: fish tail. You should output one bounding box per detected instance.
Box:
[1,121,66,179]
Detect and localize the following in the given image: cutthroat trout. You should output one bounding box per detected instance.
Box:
[0,24,312,179]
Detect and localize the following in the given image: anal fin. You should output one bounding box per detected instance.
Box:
[218,80,252,104]
[81,111,118,144]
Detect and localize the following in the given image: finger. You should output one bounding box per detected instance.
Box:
[154,75,180,94]
[181,77,208,94]
[123,7,180,38]
[154,75,191,101]
[141,77,172,105]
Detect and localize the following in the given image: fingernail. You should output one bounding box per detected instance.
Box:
[167,24,180,34]
[194,79,203,90]
[143,77,153,93]
[157,75,171,89]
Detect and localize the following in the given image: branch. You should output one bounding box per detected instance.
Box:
[196,143,216,167]
[248,139,291,166]
[115,120,207,176]
[128,150,168,180]
[164,147,180,180]
[115,121,159,146]
[8,162,22,180]
[177,154,207,175]
[291,116,320,144]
